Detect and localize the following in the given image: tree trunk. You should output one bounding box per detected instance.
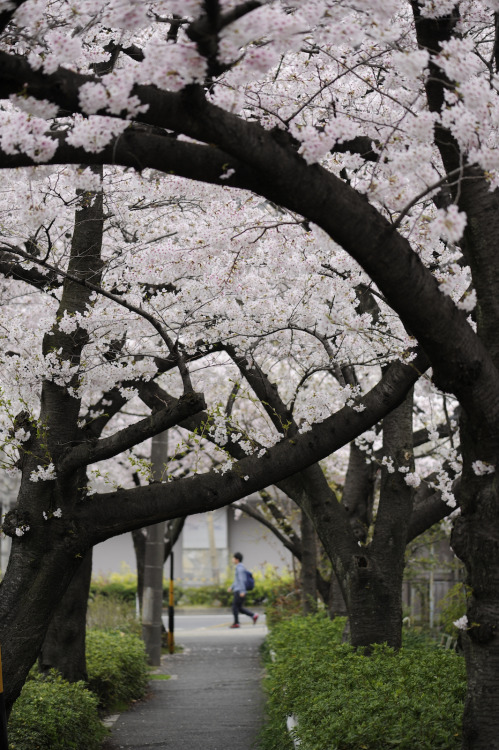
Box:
[450,417,499,750]
[343,390,415,650]
[347,555,405,650]
[38,550,92,682]
[328,572,348,619]
[0,530,86,715]
[300,511,317,614]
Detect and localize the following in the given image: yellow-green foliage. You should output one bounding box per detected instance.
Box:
[89,562,296,612]
[90,564,138,602]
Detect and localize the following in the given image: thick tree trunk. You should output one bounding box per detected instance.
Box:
[38,550,92,682]
[451,421,499,750]
[0,532,85,714]
[343,391,415,649]
[300,511,317,614]
[347,557,405,650]
[328,571,348,619]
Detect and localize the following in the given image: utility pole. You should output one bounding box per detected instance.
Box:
[207,510,220,584]
[142,431,167,666]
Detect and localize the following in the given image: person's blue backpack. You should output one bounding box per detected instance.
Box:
[245,569,255,591]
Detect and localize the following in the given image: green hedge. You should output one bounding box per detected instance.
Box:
[90,564,296,608]
[8,628,150,749]
[261,614,466,750]
[8,671,107,750]
[86,629,149,712]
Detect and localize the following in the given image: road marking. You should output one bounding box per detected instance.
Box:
[103,714,120,728]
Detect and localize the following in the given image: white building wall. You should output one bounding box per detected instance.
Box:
[228,510,292,574]
[93,532,137,577]
[91,506,293,584]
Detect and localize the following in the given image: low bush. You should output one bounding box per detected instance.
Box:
[87,592,142,635]
[261,613,466,750]
[264,588,302,627]
[175,564,296,609]
[8,670,107,750]
[86,629,149,713]
[175,581,231,607]
[90,563,296,610]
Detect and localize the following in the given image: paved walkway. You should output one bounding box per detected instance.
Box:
[106,612,267,750]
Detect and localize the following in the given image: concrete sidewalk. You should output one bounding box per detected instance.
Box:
[105,615,268,750]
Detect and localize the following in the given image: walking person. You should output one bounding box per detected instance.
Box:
[227,552,259,628]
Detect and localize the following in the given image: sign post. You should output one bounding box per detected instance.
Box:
[168,553,175,654]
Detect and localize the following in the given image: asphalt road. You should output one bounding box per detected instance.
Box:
[167,611,267,633]
[106,612,268,750]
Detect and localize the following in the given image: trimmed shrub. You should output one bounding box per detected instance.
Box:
[261,613,466,750]
[8,671,107,750]
[86,629,149,712]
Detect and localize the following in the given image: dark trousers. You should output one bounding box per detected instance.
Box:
[232,592,254,623]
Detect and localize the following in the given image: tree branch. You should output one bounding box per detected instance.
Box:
[0,0,28,33]
[0,50,490,424]
[0,248,58,291]
[60,391,206,473]
[76,350,429,544]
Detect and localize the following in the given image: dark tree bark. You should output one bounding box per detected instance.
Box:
[227,350,431,647]
[300,511,318,615]
[328,573,348,620]
[38,550,92,682]
[348,391,415,650]
[341,442,376,543]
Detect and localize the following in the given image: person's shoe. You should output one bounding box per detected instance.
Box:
[253,614,259,625]
[229,623,240,628]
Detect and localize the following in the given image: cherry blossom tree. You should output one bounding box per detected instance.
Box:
[0,141,425,713]
[1,2,499,748]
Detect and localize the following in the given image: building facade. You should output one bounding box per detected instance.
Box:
[92,503,293,584]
